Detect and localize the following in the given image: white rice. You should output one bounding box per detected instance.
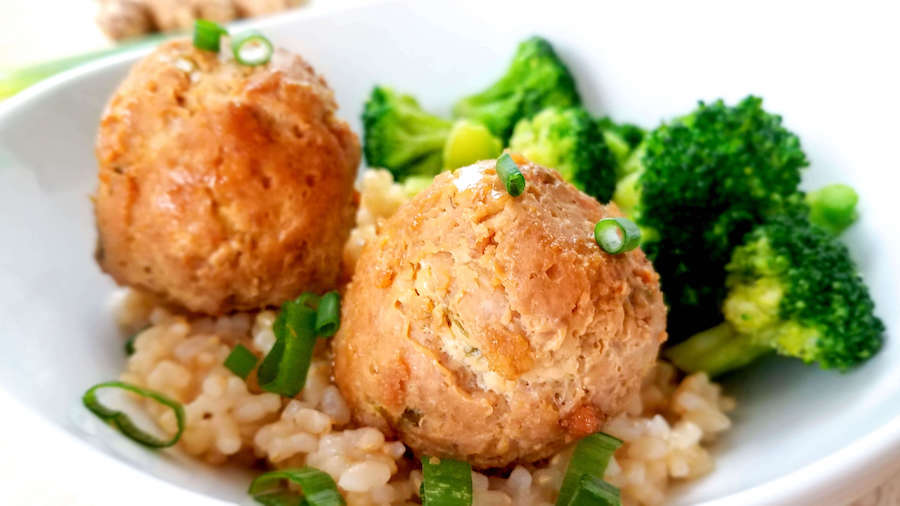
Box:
[113,169,735,505]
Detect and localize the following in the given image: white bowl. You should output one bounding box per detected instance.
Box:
[1,1,899,504]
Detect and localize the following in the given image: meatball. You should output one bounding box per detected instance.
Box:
[94,40,359,314]
[144,0,235,32]
[333,160,667,468]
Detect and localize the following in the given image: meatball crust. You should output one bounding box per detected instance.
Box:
[95,39,360,314]
[333,160,667,468]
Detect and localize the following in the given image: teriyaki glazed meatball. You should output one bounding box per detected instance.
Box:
[334,159,667,469]
[94,39,360,314]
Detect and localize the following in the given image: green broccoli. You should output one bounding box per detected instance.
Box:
[596,116,645,175]
[508,107,617,201]
[612,96,809,338]
[363,86,452,180]
[806,183,859,235]
[453,36,580,142]
[442,119,503,170]
[362,87,502,181]
[665,214,884,376]
[400,175,434,198]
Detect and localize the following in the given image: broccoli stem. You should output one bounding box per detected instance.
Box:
[612,171,641,216]
[442,120,502,170]
[601,130,631,170]
[664,322,771,377]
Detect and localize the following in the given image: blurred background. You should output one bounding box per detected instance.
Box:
[2,1,108,68]
[0,0,314,98]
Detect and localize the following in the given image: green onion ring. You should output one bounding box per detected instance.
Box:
[315,291,341,337]
[249,467,345,506]
[555,432,622,506]
[224,343,258,380]
[496,153,526,197]
[82,381,185,448]
[421,455,473,506]
[594,217,641,254]
[232,31,274,66]
[565,474,621,506]
[258,295,318,397]
[193,19,228,52]
[251,490,303,506]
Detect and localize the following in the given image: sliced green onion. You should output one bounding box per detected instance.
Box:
[257,295,318,397]
[124,330,142,356]
[594,217,641,254]
[82,381,185,448]
[555,432,622,506]
[193,19,228,52]
[225,344,258,379]
[249,467,345,506]
[315,291,341,337]
[297,292,321,309]
[421,455,473,506]
[496,153,525,197]
[251,491,300,506]
[565,474,621,506]
[232,31,274,66]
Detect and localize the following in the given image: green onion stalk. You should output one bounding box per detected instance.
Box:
[421,456,473,506]
[496,153,525,197]
[82,380,185,448]
[249,467,345,506]
[556,432,623,506]
[224,343,258,379]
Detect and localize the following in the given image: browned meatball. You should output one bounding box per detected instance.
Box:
[144,0,235,32]
[94,39,359,315]
[333,160,667,469]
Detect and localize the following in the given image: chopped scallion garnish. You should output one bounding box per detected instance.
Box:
[555,432,622,506]
[566,474,621,506]
[193,19,228,52]
[232,31,274,66]
[496,153,526,197]
[257,295,318,397]
[225,343,258,379]
[82,381,185,448]
[249,467,345,506]
[297,292,321,309]
[124,330,142,356]
[594,217,641,254]
[315,291,341,337]
[421,455,473,506]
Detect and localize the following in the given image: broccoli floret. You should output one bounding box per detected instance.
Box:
[614,96,809,338]
[362,86,452,180]
[508,107,617,201]
[400,175,434,198]
[442,119,503,170]
[596,116,645,175]
[806,183,859,235]
[363,87,502,181]
[666,214,884,376]
[453,36,580,142]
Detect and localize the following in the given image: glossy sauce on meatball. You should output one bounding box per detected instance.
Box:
[333,160,667,469]
[94,40,360,314]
